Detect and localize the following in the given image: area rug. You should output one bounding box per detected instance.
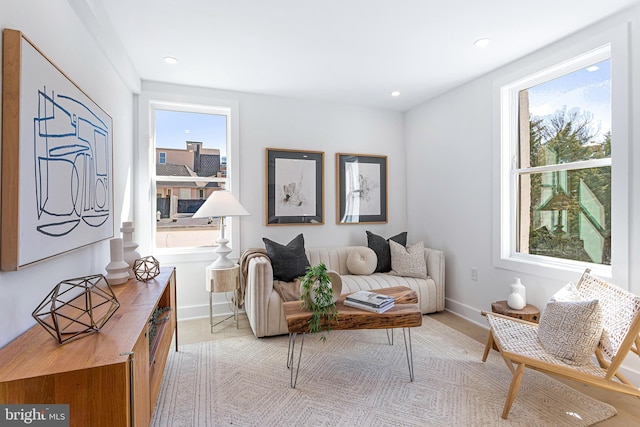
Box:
[151,316,616,426]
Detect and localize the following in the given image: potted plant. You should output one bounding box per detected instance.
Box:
[300,263,340,342]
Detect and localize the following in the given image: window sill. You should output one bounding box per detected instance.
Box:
[495,253,612,282]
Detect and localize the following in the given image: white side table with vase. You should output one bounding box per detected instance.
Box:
[206,264,240,333]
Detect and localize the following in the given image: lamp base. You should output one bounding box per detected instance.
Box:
[210,238,235,269]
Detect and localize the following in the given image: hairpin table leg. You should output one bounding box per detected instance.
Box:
[287,332,305,388]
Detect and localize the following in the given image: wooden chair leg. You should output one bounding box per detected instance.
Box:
[502,363,525,419]
[482,330,494,362]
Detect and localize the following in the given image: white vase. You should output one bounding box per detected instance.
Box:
[105,238,130,285]
[507,277,527,310]
[121,221,141,278]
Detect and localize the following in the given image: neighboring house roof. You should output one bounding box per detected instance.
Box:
[156,163,219,189]
[198,154,220,177]
[156,181,220,189]
[156,164,191,176]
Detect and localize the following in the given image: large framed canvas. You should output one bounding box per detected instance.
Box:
[1,29,114,271]
[266,148,323,225]
[336,153,387,224]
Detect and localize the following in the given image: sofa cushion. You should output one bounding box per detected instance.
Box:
[366,231,407,273]
[263,234,310,282]
[346,246,377,275]
[389,240,427,279]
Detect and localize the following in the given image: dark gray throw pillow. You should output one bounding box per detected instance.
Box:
[262,234,311,282]
[366,231,407,273]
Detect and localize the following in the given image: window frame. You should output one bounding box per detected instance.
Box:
[492,25,629,286]
[136,93,241,262]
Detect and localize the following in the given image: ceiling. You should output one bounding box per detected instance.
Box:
[87,0,638,111]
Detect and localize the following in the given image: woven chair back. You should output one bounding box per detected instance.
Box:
[577,271,640,359]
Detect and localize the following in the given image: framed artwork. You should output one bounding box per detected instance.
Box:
[266,148,324,225]
[336,153,387,224]
[1,30,114,271]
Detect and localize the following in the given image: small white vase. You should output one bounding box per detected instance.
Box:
[105,238,130,285]
[507,277,527,310]
[507,292,525,310]
[121,221,141,278]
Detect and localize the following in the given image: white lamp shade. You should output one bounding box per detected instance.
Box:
[193,191,249,218]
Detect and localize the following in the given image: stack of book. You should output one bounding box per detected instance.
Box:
[344,290,395,313]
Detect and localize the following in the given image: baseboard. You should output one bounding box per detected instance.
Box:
[444,298,488,329]
[177,302,244,322]
[444,297,640,387]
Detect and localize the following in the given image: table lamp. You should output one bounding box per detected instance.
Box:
[193,191,249,268]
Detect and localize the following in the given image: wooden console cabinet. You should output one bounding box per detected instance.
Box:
[0,267,177,427]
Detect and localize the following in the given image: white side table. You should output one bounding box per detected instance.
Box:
[206,264,240,333]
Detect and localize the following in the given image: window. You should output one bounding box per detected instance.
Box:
[153,107,230,250]
[498,42,627,278]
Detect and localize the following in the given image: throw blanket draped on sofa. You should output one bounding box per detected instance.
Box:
[242,246,445,337]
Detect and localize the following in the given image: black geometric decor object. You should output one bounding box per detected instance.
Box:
[133,256,161,282]
[32,274,120,344]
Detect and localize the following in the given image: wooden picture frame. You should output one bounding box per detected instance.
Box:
[266,148,323,225]
[336,153,388,224]
[1,29,114,271]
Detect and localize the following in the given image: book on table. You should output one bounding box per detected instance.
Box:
[344,299,395,313]
[346,290,395,308]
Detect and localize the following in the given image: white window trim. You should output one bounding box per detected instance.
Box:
[492,24,629,287]
[135,93,240,263]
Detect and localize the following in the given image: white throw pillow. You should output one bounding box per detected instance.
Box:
[389,240,427,279]
[346,247,377,275]
[550,282,582,302]
[537,283,603,365]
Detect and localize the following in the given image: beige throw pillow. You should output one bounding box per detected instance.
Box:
[346,247,377,275]
[389,240,427,279]
[537,283,603,365]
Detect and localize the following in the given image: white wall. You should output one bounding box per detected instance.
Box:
[138,81,406,320]
[0,0,135,347]
[405,6,640,324]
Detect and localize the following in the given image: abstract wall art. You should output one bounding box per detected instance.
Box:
[336,153,387,224]
[266,148,323,225]
[1,29,114,270]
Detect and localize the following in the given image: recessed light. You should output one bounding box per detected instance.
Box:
[164,56,178,65]
[586,65,599,72]
[391,91,401,97]
[474,38,490,47]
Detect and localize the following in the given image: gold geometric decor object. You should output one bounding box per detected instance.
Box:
[133,256,161,282]
[32,274,120,344]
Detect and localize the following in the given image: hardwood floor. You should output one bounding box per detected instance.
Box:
[178,310,640,426]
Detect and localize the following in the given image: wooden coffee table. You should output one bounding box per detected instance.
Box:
[283,286,422,388]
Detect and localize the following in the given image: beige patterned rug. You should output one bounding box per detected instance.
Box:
[151,316,616,426]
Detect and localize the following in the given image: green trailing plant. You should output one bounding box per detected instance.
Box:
[148,306,171,350]
[300,263,338,342]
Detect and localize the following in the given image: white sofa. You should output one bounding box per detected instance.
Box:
[244,246,445,337]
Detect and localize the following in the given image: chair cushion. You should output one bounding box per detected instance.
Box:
[346,246,377,275]
[389,240,427,279]
[366,231,407,273]
[263,234,310,282]
[538,297,603,365]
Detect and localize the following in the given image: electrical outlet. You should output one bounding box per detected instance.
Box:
[471,268,478,281]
